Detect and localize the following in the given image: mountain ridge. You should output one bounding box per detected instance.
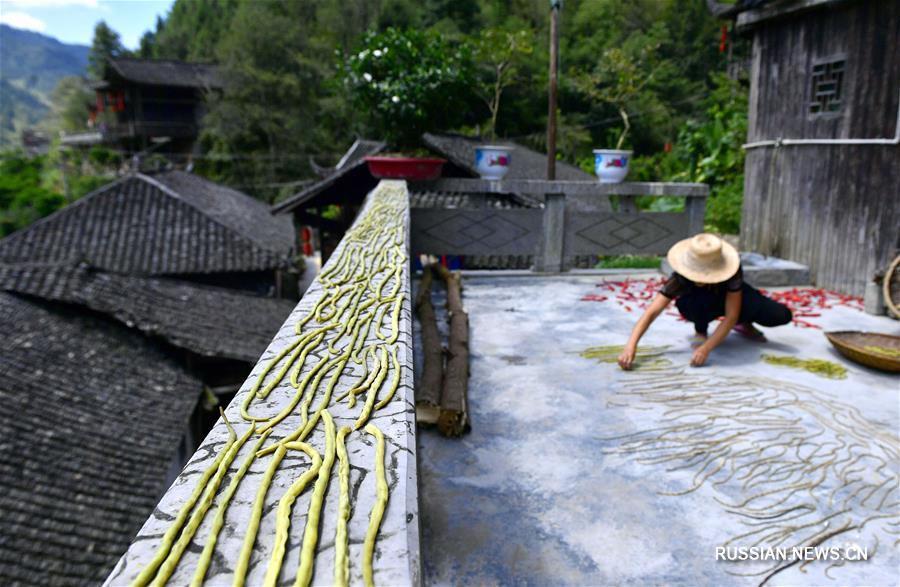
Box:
[0,24,90,147]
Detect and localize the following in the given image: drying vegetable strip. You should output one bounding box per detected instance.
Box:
[761,354,848,379]
[295,411,337,587]
[355,347,390,430]
[362,424,389,587]
[374,346,401,410]
[263,442,322,587]
[150,421,256,587]
[131,413,238,587]
[333,426,353,587]
[865,345,900,359]
[138,184,408,586]
[190,428,270,587]
[233,444,287,587]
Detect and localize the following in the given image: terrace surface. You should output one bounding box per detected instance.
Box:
[417,273,900,587]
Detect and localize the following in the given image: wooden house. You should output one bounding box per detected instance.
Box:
[717,0,899,296]
[65,58,222,153]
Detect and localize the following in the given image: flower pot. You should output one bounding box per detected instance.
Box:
[475,145,513,180]
[364,156,446,181]
[593,149,632,183]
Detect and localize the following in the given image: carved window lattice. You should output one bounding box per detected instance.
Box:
[809,58,845,115]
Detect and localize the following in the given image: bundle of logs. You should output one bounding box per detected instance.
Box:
[415,263,470,437]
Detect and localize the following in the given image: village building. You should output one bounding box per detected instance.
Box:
[62,58,222,154]
[272,133,597,269]
[713,0,899,296]
[0,171,296,585]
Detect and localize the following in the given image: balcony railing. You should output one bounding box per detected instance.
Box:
[105,180,420,587]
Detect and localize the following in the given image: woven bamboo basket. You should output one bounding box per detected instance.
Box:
[884,254,900,319]
[825,331,900,373]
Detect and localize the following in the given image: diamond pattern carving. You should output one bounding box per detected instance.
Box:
[576,216,674,250]
[420,212,532,249]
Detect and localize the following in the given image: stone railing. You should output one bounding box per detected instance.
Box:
[409,178,708,272]
[106,181,419,586]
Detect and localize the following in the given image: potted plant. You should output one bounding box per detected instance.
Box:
[342,28,475,181]
[470,28,533,180]
[576,46,656,183]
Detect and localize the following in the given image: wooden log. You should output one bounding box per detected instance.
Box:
[414,265,442,424]
[434,265,470,437]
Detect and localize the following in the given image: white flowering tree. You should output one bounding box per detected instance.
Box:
[342,28,475,149]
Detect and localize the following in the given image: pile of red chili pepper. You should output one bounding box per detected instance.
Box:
[581,277,683,318]
[581,279,864,329]
[758,287,864,329]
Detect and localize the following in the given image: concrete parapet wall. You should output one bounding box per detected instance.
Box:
[106,180,419,586]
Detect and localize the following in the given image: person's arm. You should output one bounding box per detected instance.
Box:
[618,293,672,370]
[691,289,742,366]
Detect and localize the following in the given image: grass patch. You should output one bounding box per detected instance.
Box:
[595,255,661,269]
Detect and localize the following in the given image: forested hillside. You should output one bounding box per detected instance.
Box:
[0,25,90,147]
[2,0,750,237]
[133,0,746,219]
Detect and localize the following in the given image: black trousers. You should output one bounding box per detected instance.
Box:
[675,283,793,335]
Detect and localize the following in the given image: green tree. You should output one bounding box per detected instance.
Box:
[0,152,64,237]
[198,0,329,197]
[48,76,93,133]
[573,44,660,150]
[341,28,476,148]
[88,21,126,78]
[150,0,239,61]
[472,28,534,141]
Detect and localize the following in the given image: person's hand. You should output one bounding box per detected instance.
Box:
[691,346,710,367]
[618,345,636,370]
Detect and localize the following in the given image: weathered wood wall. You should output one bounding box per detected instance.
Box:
[742,0,900,296]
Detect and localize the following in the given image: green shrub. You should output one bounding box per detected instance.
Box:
[342,28,475,148]
[630,74,747,234]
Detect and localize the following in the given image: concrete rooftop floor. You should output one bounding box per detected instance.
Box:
[415,273,899,587]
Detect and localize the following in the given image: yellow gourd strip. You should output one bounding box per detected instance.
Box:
[386,294,405,345]
[362,424,389,587]
[258,353,337,434]
[263,442,322,587]
[131,414,238,587]
[294,411,337,587]
[354,347,389,430]
[190,428,269,587]
[150,420,254,587]
[374,346,401,410]
[337,347,378,405]
[372,298,392,341]
[233,444,287,587]
[333,426,352,587]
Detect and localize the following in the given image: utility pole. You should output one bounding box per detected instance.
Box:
[547,0,561,180]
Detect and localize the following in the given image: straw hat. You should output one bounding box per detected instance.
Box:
[667,233,740,284]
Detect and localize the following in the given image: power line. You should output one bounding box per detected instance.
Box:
[507,93,708,141]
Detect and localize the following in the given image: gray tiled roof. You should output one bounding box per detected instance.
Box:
[334,139,386,170]
[0,263,296,363]
[0,173,293,275]
[0,292,200,586]
[422,133,594,181]
[271,140,385,214]
[107,58,222,89]
[151,171,294,255]
[409,190,541,209]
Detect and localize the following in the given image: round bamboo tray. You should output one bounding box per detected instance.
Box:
[824,331,900,373]
[884,254,900,319]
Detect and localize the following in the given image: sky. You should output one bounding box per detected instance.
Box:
[0,0,175,48]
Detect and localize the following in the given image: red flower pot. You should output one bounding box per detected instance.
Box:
[364,156,446,181]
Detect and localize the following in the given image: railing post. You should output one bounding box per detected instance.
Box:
[536,193,565,272]
[685,191,708,236]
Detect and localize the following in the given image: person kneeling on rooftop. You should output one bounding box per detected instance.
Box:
[618,233,793,369]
